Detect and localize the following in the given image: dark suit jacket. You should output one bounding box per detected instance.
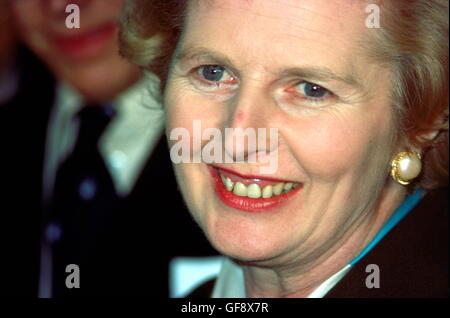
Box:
[1,47,217,298]
[188,187,449,298]
[85,137,217,298]
[327,187,448,298]
[1,47,55,297]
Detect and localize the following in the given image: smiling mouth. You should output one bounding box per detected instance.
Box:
[52,22,117,59]
[209,165,302,212]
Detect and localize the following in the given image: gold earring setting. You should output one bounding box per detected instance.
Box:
[391,151,422,185]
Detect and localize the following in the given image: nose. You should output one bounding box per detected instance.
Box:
[224,84,276,163]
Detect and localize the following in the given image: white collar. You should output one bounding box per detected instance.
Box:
[43,71,164,200]
[211,258,351,298]
[99,71,164,196]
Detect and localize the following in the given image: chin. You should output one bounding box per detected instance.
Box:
[209,234,286,264]
[200,207,290,263]
[178,163,304,263]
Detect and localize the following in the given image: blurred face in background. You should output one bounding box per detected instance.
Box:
[11,0,140,101]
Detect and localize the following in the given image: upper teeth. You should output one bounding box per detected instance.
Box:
[220,174,299,199]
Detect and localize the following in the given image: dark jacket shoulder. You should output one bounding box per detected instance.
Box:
[327,187,449,298]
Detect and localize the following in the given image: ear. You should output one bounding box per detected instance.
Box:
[418,130,441,146]
[410,109,449,154]
[421,109,448,142]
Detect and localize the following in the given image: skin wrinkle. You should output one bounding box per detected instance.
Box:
[199,0,356,56]
[177,46,364,91]
[200,0,367,52]
[174,46,371,111]
[203,0,349,27]
[165,0,408,297]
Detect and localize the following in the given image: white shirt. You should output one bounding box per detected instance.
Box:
[42,71,164,201]
[170,256,351,298]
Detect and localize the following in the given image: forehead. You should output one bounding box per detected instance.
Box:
[182,0,371,75]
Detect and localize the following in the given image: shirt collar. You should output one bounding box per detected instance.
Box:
[212,258,246,298]
[45,71,164,199]
[211,258,351,298]
[98,71,164,196]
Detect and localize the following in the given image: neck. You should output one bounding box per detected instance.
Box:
[243,182,408,298]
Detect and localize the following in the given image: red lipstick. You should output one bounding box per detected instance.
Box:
[52,22,117,60]
[209,166,301,213]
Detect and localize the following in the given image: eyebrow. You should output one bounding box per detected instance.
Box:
[176,46,363,89]
[175,46,240,76]
[281,67,362,89]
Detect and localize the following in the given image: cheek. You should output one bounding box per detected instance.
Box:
[164,87,214,225]
[98,0,124,17]
[11,2,42,30]
[282,109,393,180]
[164,83,225,134]
[165,91,197,145]
[11,3,50,52]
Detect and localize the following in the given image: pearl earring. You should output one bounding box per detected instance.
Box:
[391,151,422,185]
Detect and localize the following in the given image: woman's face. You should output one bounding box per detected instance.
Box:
[11,0,139,101]
[165,0,398,266]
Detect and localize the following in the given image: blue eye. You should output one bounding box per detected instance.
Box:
[299,82,329,98]
[200,65,226,81]
[191,65,238,93]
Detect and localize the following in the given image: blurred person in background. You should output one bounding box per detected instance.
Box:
[4,0,215,298]
[1,0,57,298]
